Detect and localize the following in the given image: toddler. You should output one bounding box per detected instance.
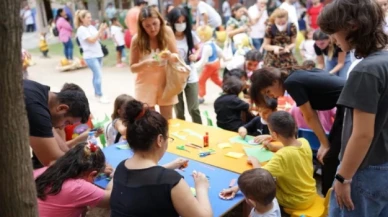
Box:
[39,32,49,58]
[110,17,126,67]
[299,29,316,61]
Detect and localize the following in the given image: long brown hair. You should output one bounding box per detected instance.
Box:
[267,8,288,25]
[111,94,134,120]
[74,10,90,28]
[313,29,335,60]
[318,0,388,58]
[134,6,168,55]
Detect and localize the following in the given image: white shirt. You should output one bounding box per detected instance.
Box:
[76,25,104,59]
[248,5,268,39]
[197,1,222,28]
[222,1,231,17]
[299,39,316,60]
[347,58,363,79]
[194,41,222,69]
[280,2,299,31]
[176,32,200,83]
[110,25,125,46]
[23,9,34,25]
[250,199,281,217]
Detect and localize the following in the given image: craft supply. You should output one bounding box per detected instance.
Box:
[116,144,130,150]
[243,146,274,162]
[218,143,232,149]
[199,151,214,157]
[229,179,236,188]
[185,143,202,149]
[225,152,245,159]
[203,132,209,147]
[229,135,255,145]
[176,145,190,153]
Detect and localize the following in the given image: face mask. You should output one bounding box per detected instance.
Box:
[276,24,287,32]
[261,117,268,125]
[174,23,187,32]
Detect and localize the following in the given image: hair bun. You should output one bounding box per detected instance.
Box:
[123,99,145,124]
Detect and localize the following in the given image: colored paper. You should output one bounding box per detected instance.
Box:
[229,135,255,145]
[218,143,232,149]
[92,114,110,129]
[243,146,274,162]
[225,152,245,159]
[116,144,130,150]
[171,132,186,140]
[191,187,197,196]
[182,129,203,138]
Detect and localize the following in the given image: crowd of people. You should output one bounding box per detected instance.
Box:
[22,0,388,216]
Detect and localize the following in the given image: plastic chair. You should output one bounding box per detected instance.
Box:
[283,188,332,217]
[203,110,213,127]
[297,128,321,153]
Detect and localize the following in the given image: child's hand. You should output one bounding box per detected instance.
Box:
[192,170,209,190]
[253,135,272,144]
[219,187,237,200]
[104,163,114,176]
[94,128,104,137]
[238,127,247,139]
[262,142,274,151]
[247,156,260,166]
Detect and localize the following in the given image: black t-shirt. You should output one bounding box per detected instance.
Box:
[214,94,250,132]
[284,69,345,110]
[24,80,53,168]
[110,161,182,217]
[338,51,388,168]
[314,43,343,58]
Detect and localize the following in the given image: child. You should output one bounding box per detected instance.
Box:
[214,76,250,132]
[290,105,336,134]
[110,17,126,67]
[299,29,316,61]
[222,111,316,210]
[39,32,49,58]
[302,59,316,70]
[106,94,134,145]
[22,49,32,79]
[223,168,281,217]
[223,68,249,99]
[195,25,228,104]
[34,142,112,217]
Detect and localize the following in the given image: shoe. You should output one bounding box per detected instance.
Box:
[116,63,125,68]
[198,98,205,104]
[96,96,110,104]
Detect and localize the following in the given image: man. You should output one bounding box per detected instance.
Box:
[125,0,148,36]
[248,0,268,50]
[188,0,223,30]
[105,2,117,20]
[24,80,90,169]
[222,0,232,25]
[279,0,299,31]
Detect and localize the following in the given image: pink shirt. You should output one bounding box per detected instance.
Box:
[34,167,105,217]
[290,105,336,133]
[56,17,73,43]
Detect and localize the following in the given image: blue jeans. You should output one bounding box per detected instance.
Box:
[251,38,263,50]
[330,162,388,216]
[63,39,73,60]
[85,57,103,96]
[325,53,352,79]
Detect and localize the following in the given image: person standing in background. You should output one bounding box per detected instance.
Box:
[23,5,35,32]
[56,8,74,62]
[279,0,299,31]
[222,0,232,25]
[248,0,268,50]
[306,0,323,30]
[188,0,223,31]
[125,0,148,36]
[105,2,117,20]
[64,2,74,27]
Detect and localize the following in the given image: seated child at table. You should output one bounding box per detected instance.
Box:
[106,94,134,145]
[290,105,336,134]
[223,68,249,99]
[221,168,281,217]
[222,111,316,210]
[34,142,112,217]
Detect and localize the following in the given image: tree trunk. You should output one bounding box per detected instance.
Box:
[0,0,38,216]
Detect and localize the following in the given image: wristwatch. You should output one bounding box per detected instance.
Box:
[335,173,352,184]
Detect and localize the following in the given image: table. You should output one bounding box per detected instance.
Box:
[95,142,245,217]
[168,119,281,174]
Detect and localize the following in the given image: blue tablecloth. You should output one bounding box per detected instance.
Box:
[95,142,244,217]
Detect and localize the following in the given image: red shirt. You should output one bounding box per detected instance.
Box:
[307,3,323,30]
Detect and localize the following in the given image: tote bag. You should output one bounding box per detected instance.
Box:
[162,54,191,100]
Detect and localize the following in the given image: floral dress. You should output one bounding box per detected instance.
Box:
[264,23,298,69]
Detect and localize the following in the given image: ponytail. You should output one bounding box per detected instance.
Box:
[74,10,89,28]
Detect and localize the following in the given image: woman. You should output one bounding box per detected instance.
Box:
[262,8,298,69]
[226,3,251,53]
[167,7,202,124]
[130,6,179,120]
[250,67,345,196]
[224,49,263,78]
[313,30,352,79]
[248,0,269,50]
[110,99,212,217]
[75,10,109,104]
[56,8,73,61]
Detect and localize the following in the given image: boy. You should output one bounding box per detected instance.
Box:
[39,32,49,58]
[222,111,316,209]
[318,0,388,214]
[110,17,126,67]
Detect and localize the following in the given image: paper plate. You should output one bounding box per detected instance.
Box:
[248,139,260,145]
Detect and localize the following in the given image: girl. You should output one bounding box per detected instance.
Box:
[34,142,112,217]
[106,94,134,145]
[130,6,179,120]
[226,3,251,53]
[110,99,212,217]
[167,7,202,124]
[299,28,316,61]
[313,29,352,79]
[262,8,298,69]
[75,10,109,104]
[56,8,73,61]
[250,67,345,196]
[110,17,126,68]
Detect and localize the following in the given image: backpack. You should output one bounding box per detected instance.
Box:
[52,26,59,37]
[271,23,292,37]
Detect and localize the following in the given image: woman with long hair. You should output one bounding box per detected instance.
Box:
[313,29,352,79]
[262,8,297,69]
[110,99,212,216]
[75,10,109,104]
[56,8,73,61]
[167,7,202,124]
[130,6,179,120]
[250,66,345,196]
[34,142,111,217]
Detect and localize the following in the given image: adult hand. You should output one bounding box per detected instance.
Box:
[144,58,160,68]
[99,23,108,31]
[159,50,171,60]
[219,188,237,200]
[104,163,114,176]
[282,47,291,53]
[238,127,247,139]
[274,46,282,55]
[169,158,189,170]
[333,181,354,211]
[317,145,330,165]
[189,54,197,62]
[192,170,209,189]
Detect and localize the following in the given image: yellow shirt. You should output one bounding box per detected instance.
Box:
[39,36,48,52]
[263,138,316,209]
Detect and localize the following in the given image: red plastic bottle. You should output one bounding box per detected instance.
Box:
[203,132,209,147]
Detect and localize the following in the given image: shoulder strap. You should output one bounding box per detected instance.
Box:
[271,24,277,37]
[287,23,292,36]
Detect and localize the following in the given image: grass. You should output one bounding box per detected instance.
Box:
[28,39,127,67]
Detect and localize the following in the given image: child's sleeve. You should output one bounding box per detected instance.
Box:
[194,44,211,69]
[72,180,105,207]
[232,97,250,111]
[262,153,284,177]
[215,44,227,60]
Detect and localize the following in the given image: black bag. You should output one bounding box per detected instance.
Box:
[100,43,109,57]
[52,27,59,37]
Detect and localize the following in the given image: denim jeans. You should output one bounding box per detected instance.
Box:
[85,57,103,96]
[63,39,73,60]
[251,38,263,50]
[330,162,388,217]
[325,53,352,79]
